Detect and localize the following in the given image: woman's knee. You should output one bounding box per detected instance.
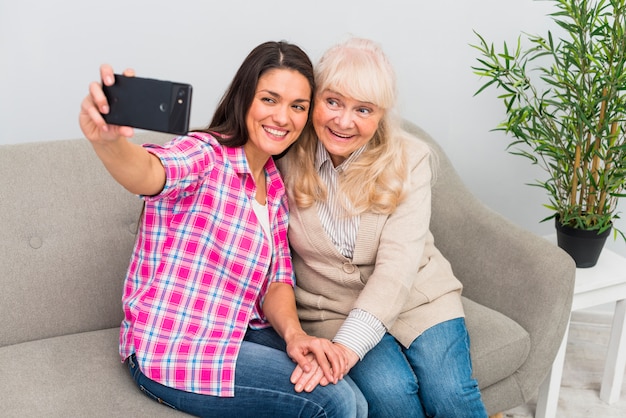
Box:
[314,378,364,418]
[344,376,368,418]
[421,377,487,418]
[349,360,422,418]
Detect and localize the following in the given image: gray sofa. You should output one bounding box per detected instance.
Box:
[0,121,575,417]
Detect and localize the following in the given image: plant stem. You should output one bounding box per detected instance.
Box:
[596,121,619,215]
[571,144,581,208]
[587,88,609,213]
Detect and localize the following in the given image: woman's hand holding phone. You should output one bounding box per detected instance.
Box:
[79,65,167,197]
[79,65,136,143]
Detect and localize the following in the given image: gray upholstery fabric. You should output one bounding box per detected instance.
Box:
[0,123,575,416]
[0,328,181,417]
[0,133,167,348]
[462,297,529,389]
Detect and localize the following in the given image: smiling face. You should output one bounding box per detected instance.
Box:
[244,68,311,164]
[313,88,383,167]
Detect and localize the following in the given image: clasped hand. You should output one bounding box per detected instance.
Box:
[286,335,359,393]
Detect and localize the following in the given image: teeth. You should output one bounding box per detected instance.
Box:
[265,127,287,137]
[331,129,351,138]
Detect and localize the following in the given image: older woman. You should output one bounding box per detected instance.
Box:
[252,38,488,418]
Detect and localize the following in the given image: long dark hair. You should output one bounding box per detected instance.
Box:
[199,41,314,147]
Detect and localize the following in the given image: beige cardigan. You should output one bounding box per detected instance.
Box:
[280,134,464,348]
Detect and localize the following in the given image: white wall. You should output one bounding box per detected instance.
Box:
[2,0,625,255]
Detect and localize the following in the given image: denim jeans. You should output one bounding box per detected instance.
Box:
[243,328,368,418]
[349,318,488,418]
[127,340,361,418]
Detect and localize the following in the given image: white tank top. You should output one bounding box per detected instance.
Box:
[251,198,272,254]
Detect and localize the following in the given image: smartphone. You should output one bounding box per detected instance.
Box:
[102,74,192,135]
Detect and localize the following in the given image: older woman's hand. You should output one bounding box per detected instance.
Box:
[290,352,332,393]
[289,341,359,392]
[285,332,347,391]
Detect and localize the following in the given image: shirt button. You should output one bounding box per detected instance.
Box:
[342,262,356,274]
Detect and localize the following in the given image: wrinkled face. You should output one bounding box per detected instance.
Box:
[313,88,383,166]
[245,68,311,158]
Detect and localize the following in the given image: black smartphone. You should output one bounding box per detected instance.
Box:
[102,74,192,135]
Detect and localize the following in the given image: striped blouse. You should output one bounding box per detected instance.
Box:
[314,141,386,358]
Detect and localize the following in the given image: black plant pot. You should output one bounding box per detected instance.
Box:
[555,218,611,268]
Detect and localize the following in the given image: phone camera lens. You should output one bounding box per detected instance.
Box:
[177,89,186,98]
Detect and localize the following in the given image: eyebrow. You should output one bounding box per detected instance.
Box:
[260,89,311,104]
[325,89,376,107]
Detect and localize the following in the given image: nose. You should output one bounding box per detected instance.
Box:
[335,109,354,129]
[273,104,289,125]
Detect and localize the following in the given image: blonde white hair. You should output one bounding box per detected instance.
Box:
[285,37,423,215]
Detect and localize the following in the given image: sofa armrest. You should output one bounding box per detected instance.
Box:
[431,176,575,335]
[431,164,575,398]
[403,120,576,400]
[402,120,575,323]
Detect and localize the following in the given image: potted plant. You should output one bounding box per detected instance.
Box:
[471,0,626,267]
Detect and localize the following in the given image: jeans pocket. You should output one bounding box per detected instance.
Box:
[127,355,177,410]
[138,384,178,410]
[127,355,142,381]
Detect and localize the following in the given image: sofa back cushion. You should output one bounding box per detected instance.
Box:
[0,132,170,347]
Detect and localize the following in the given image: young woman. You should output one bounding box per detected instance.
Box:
[78,41,364,418]
[263,37,489,417]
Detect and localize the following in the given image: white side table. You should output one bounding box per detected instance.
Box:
[535,244,626,418]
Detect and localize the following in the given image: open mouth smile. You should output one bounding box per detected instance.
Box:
[264,126,288,138]
[329,128,354,139]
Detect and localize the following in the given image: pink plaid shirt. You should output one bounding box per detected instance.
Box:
[119,132,294,397]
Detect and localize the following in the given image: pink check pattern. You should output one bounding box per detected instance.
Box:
[119,132,294,396]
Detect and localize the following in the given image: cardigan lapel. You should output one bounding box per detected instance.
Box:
[352,212,383,264]
[293,203,344,259]
[293,204,383,264]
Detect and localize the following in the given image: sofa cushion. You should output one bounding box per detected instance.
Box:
[0,139,140,348]
[0,133,172,349]
[0,300,529,417]
[0,327,188,417]
[463,297,530,388]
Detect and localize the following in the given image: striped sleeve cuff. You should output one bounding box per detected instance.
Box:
[332,309,386,360]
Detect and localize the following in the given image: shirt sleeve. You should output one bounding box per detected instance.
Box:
[143,135,215,201]
[332,308,386,359]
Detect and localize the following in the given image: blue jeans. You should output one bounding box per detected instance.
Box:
[349,318,487,418]
[127,341,361,418]
[243,328,368,418]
